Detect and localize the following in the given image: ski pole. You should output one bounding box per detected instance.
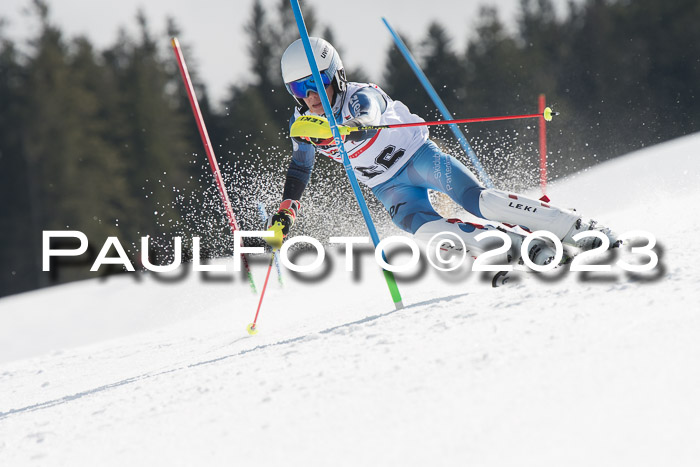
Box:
[246,253,275,335]
[290,108,557,140]
[362,107,557,130]
[246,222,286,335]
[257,202,284,286]
[171,37,257,293]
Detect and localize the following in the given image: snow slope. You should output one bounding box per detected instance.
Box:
[1,133,699,466]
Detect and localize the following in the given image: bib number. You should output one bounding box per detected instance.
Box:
[356,145,406,179]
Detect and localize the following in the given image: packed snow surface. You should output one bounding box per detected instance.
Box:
[1,134,699,466]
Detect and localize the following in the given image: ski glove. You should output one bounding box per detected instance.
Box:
[267,199,301,237]
[344,117,378,143]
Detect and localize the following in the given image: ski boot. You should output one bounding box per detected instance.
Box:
[563,218,621,251]
[492,232,558,287]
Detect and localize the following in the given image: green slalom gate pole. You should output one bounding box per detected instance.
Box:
[289,0,403,310]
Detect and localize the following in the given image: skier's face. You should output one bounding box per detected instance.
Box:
[302,84,334,115]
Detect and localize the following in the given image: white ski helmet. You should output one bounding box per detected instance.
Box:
[281,37,346,106]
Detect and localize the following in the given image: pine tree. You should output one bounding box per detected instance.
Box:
[214,0,321,179]
[102,11,193,241]
[465,7,527,114]
[14,2,141,285]
[421,22,466,113]
[382,32,431,116]
[0,31,37,296]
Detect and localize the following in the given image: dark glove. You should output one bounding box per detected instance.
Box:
[343,117,378,143]
[266,199,301,236]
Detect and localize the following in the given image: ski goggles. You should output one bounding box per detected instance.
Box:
[287,73,332,98]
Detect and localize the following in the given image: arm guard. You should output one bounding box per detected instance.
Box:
[345,87,387,142]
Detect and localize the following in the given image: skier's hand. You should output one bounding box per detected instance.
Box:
[344,117,363,128]
[267,211,293,236]
[344,117,377,143]
[264,199,300,249]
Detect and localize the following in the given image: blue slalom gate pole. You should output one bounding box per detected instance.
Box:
[382,17,494,188]
[289,0,404,310]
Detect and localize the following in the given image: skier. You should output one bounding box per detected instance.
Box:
[266,37,619,267]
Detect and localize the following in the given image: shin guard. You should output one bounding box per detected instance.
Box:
[478,189,579,239]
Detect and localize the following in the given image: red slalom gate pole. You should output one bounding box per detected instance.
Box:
[538,94,548,197]
[171,38,257,293]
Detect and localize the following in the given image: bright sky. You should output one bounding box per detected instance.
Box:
[2,0,575,105]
